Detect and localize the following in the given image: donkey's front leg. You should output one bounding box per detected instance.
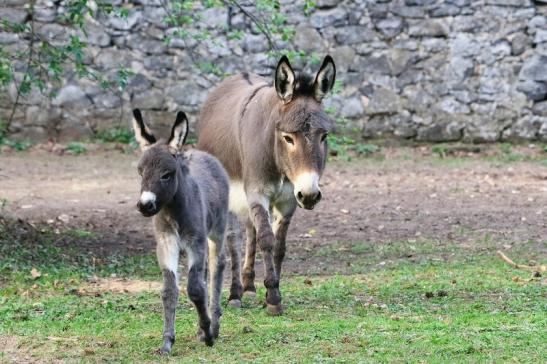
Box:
[272,200,296,279]
[156,234,180,355]
[248,199,282,315]
[187,237,214,346]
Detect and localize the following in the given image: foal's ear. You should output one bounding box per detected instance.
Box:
[132,108,156,151]
[313,55,336,102]
[168,111,189,153]
[275,55,296,104]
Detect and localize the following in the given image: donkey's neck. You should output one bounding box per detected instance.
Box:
[164,163,195,216]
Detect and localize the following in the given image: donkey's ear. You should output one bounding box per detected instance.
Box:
[313,55,336,102]
[132,109,156,151]
[275,55,296,104]
[168,111,189,153]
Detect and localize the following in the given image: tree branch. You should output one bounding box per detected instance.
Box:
[223,0,278,51]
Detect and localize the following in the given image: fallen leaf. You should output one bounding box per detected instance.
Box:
[30,268,41,279]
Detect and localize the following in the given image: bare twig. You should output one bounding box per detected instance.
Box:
[223,0,278,51]
[497,251,546,272]
[7,0,36,130]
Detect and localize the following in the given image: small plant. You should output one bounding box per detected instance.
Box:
[93,127,134,144]
[354,143,379,155]
[0,121,32,151]
[67,142,87,155]
[432,145,448,158]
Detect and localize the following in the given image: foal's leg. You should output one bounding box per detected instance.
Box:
[272,199,297,279]
[242,217,258,296]
[186,236,214,346]
[247,196,282,315]
[226,213,244,307]
[207,233,226,339]
[156,233,180,354]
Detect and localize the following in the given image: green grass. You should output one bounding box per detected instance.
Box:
[1,220,545,362]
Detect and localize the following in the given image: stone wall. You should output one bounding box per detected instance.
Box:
[1,0,547,142]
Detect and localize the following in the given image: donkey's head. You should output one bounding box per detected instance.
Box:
[132,109,189,217]
[273,55,336,210]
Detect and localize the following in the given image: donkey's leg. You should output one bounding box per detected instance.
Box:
[156,233,181,355]
[186,236,214,346]
[226,213,244,306]
[242,217,258,296]
[248,197,282,315]
[272,199,297,279]
[207,234,226,339]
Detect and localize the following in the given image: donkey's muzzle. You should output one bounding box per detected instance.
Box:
[137,200,157,217]
[296,190,322,210]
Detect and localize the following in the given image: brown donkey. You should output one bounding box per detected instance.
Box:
[197,55,336,314]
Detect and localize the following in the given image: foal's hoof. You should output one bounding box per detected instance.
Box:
[197,328,215,347]
[243,290,257,298]
[228,299,242,308]
[155,346,171,355]
[266,303,284,316]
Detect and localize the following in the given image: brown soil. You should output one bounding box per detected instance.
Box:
[1,146,546,277]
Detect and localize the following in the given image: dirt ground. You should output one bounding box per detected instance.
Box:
[1,146,546,276]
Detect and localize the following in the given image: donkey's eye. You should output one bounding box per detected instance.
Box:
[161,172,173,181]
[283,135,294,145]
[321,134,328,142]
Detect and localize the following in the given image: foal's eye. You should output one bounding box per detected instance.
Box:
[321,134,328,142]
[161,172,172,181]
[283,135,294,145]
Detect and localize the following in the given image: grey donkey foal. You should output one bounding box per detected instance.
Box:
[132,109,229,354]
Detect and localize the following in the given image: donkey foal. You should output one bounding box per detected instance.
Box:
[132,109,229,354]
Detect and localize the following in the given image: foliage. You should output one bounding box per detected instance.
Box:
[66,141,87,155]
[327,134,380,161]
[0,121,32,151]
[92,127,134,144]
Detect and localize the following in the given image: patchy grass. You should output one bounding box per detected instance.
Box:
[0,218,545,363]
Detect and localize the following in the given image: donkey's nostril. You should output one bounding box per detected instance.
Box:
[316,190,322,202]
[297,191,303,200]
[138,200,156,215]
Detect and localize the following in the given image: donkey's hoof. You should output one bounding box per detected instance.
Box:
[243,290,257,298]
[266,303,283,316]
[197,328,215,347]
[228,299,242,308]
[155,346,171,356]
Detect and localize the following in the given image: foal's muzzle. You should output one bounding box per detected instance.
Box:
[137,200,157,217]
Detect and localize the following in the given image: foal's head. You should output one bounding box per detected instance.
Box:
[132,109,189,217]
[273,55,336,210]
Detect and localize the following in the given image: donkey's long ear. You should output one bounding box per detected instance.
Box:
[313,55,336,102]
[132,109,156,151]
[168,111,189,153]
[275,55,296,104]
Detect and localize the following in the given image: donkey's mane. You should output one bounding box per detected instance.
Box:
[292,74,315,98]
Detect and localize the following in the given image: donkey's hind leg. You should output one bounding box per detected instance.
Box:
[156,233,181,355]
[207,233,226,339]
[242,217,258,296]
[226,213,244,307]
[186,236,214,346]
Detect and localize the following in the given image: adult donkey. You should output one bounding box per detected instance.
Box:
[197,55,336,314]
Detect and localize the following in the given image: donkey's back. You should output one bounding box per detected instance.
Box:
[197,73,269,179]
